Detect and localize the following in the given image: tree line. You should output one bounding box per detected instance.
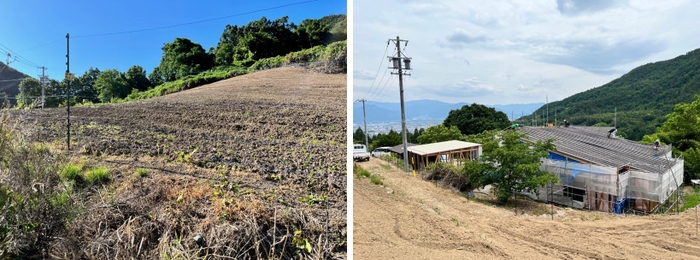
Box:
[15,14,346,108]
[353,103,512,152]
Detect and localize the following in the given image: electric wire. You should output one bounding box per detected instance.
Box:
[0,43,41,67]
[373,75,396,102]
[73,0,319,38]
[361,43,389,100]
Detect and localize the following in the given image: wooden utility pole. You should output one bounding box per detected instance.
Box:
[388,36,412,172]
[39,66,48,109]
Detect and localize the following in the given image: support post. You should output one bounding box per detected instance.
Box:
[65,33,71,151]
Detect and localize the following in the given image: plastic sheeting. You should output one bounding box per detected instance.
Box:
[535,156,683,212]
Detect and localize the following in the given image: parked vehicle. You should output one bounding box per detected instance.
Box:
[353,144,371,162]
[371,146,392,157]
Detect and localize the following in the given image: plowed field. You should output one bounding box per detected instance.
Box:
[16,67,346,259]
[354,159,700,260]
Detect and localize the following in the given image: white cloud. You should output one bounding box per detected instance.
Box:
[353,0,700,105]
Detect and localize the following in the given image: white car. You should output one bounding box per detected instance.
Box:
[371,147,392,157]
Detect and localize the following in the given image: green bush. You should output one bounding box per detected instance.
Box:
[83,167,110,184]
[59,163,83,181]
[250,56,286,71]
[125,68,248,101]
[285,45,325,63]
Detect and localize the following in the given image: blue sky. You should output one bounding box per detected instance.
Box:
[2,0,345,80]
[353,0,700,105]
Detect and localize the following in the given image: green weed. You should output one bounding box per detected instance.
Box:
[135,168,149,178]
[83,167,110,184]
[59,163,83,181]
[370,174,384,185]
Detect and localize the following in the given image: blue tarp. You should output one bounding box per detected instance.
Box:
[614,199,633,214]
[548,152,581,163]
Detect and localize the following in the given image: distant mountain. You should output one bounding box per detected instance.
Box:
[521,47,700,141]
[353,99,544,124]
[0,62,31,106]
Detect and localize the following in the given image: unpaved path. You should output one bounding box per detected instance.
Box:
[354,159,700,259]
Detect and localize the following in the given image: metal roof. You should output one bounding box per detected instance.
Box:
[388,143,416,154]
[520,126,675,173]
[407,140,481,156]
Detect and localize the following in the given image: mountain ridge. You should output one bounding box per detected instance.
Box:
[521,47,700,140]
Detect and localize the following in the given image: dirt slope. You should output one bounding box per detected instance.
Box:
[354,159,700,260]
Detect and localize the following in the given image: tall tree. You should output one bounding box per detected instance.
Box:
[417,125,464,144]
[643,94,700,183]
[465,130,558,203]
[44,79,64,107]
[74,67,100,103]
[95,69,129,101]
[353,127,366,145]
[444,103,511,136]
[16,77,41,108]
[158,38,213,81]
[125,65,151,91]
[369,129,402,152]
[148,66,165,87]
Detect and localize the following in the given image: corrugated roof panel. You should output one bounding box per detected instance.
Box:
[408,140,481,156]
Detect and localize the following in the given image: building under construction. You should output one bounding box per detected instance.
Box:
[520,126,684,213]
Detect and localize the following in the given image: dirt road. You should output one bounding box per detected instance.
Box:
[354,158,700,259]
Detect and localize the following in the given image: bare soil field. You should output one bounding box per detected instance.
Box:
[12,67,346,259]
[354,159,700,260]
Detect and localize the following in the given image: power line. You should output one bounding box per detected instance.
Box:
[0,78,29,83]
[18,38,63,53]
[364,69,389,101]
[371,75,396,102]
[73,0,320,38]
[361,43,390,100]
[0,43,41,67]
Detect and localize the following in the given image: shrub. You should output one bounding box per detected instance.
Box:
[250,56,286,71]
[83,167,110,184]
[424,162,473,192]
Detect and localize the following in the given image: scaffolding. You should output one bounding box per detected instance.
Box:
[530,154,684,214]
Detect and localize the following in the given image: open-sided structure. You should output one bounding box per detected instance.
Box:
[407,140,481,171]
[520,126,684,213]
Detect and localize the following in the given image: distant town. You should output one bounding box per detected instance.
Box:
[353,119,442,136]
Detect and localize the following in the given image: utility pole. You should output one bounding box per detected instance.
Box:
[388,36,412,172]
[356,99,369,149]
[546,95,549,127]
[65,33,71,151]
[39,66,48,109]
[614,107,617,128]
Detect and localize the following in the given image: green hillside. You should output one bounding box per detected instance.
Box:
[519,48,700,140]
[0,62,31,106]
